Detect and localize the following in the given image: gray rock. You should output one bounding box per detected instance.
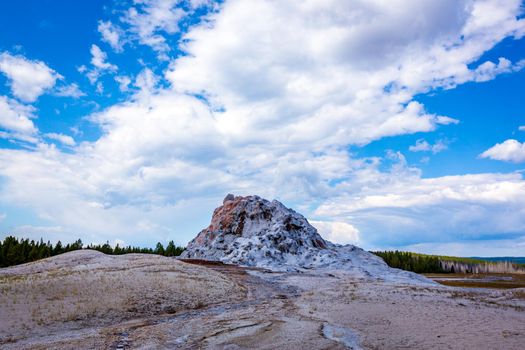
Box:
[180,194,433,284]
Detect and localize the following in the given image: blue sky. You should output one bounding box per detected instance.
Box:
[0,0,524,256]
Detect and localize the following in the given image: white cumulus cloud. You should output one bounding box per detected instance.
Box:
[480,139,525,163]
[0,52,61,102]
[310,220,360,245]
[123,0,186,54]
[0,0,525,253]
[167,0,517,148]
[315,167,525,248]
[470,57,525,82]
[0,96,37,142]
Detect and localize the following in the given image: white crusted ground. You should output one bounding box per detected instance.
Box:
[1,247,524,349]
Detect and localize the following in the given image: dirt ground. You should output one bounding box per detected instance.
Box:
[1,251,524,349]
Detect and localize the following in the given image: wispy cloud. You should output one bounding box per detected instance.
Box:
[98,21,124,52]
[409,139,449,154]
[44,133,76,146]
[82,45,118,84]
[54,83,85,98]
[114,76,131,92]
[90,44,117,71]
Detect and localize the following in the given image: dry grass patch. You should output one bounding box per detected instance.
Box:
[425,273,525,289]
[0,250,246,345]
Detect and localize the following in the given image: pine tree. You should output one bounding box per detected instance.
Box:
[155,242,165,255]
[165,240,176,256]
[53,241,63,255]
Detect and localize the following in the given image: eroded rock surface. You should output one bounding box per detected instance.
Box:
[182,194,327,266]
[181,194,428,283]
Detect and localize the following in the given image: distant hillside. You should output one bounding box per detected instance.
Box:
[471,257,525,265]
[372,250,525,274]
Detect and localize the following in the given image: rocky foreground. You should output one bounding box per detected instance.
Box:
[1,195,524,349]
[1,252,524,349]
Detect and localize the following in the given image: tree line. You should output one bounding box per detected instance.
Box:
[372,250,446,273]
[0,236,185,268]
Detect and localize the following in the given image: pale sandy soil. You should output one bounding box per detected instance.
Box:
[0,250,246,349]
[1,251,524,349]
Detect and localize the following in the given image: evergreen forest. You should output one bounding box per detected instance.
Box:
[0,236,185,268]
